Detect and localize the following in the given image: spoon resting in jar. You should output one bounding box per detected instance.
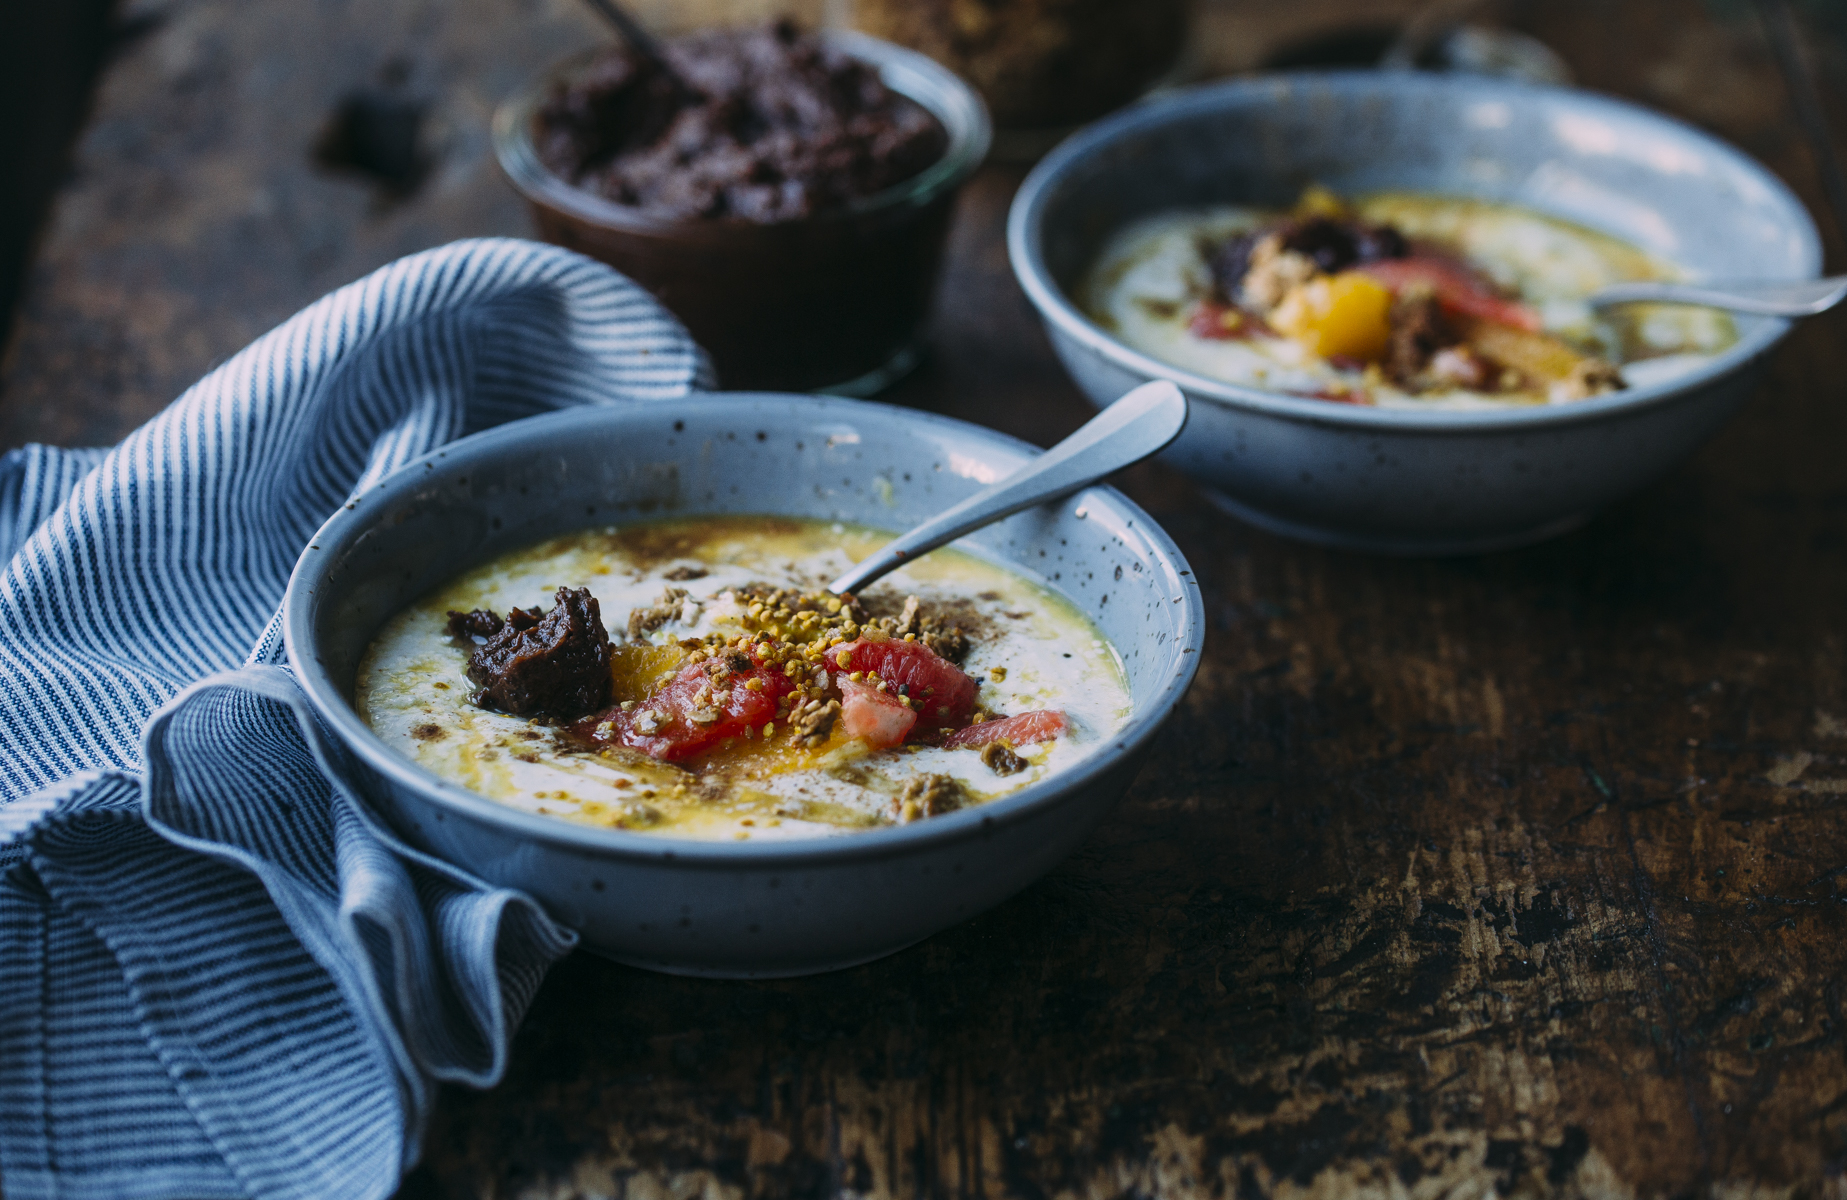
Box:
[828,380,1188,597]
[1589,275,1847,317]
[576,0,691,95]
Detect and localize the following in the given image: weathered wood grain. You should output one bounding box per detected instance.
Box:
[0,0,610,448]
[4,0,1847,1196]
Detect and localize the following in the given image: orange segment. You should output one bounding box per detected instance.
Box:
[943,710,1067,750]
[608,643,688,704]
[1271,272,1394,362]
[692,724,856,776]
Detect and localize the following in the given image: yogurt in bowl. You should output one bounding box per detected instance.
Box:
[1084,189,1736,410]
[356,515,1133,841]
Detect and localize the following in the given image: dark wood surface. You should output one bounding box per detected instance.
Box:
[6,1,1847,1196]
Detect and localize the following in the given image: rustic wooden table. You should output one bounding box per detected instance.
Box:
[5,0,1847,1195]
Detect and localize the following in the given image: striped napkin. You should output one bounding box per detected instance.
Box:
[0,239,712,1200]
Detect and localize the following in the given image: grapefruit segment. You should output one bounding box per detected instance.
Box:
[942,710,1067,750]
[830,638,977,729]
[574,655,798,761]
[1357,256,1542,332]
[839,676,918,749]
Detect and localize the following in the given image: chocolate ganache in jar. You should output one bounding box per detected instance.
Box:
[494,22,991,393]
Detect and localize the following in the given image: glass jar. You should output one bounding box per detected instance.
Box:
[843,0,1191,132]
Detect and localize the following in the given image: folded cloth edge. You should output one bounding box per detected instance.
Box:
[142,664,579,1087]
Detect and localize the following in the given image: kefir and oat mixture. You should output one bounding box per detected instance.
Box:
[356,517,1130,841]
[1083,187,1735,410]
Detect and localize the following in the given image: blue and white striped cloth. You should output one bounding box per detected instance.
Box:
[0,238,713,1200]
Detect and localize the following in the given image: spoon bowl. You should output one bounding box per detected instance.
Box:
[829,380,1187,594]
[1590,275,1847,317]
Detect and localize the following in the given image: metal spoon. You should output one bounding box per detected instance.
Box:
[577,0,687,91]
[829,381,1188,597]
[1589,276,1847,317]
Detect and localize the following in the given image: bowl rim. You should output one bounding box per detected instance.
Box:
[492,29,993,234]
[1007,69,1823,435]
[283,395,1204,869]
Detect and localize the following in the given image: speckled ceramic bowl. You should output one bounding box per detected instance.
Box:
[1009,72,1822,554]
[283,396,1202,977]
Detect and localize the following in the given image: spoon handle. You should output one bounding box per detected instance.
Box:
[1589,275,1847,317]
[578,0,675,75]
[828,381,1188,597]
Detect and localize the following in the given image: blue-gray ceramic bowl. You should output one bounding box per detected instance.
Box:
[1008,72,1821,554]
[283,396,1202,977]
